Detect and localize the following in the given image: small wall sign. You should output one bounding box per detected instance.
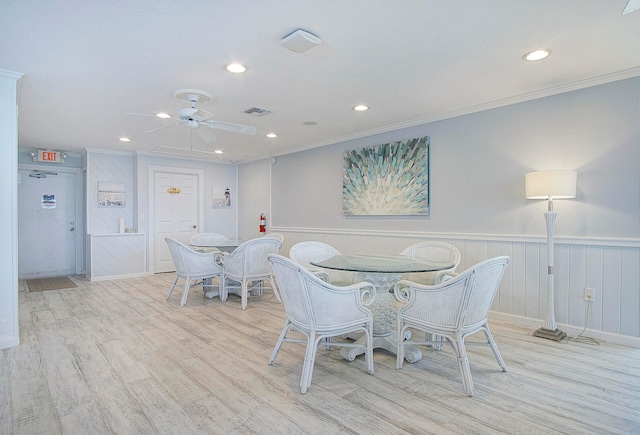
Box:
[42,194,56,209]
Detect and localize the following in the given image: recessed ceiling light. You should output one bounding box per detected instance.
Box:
[353,104,369,111]
[119,137,131,142]
[523,49,551,61]
[266,133,278,138]
[214,150,224,154]
[156,112,171,119]
[225,63,247,73]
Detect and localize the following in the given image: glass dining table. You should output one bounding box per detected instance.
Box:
[311,254,455,363]
[189,240,243,298]
[189,239,243,253]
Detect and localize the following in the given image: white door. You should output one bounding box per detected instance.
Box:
[18,169,78,278]
[154,171,200,273]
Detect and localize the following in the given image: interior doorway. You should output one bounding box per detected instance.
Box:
[18,165,83,279]
[149,166,203,273]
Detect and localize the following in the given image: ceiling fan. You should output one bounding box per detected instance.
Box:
[129,89,256,143]
[623,0,640,14]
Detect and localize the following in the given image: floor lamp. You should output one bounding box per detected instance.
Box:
[525,170,577,341]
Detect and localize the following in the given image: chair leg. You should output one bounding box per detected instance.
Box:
[219,275,228,302]
[166,275,179,300]
[180,279,192,307]
[216,276,224,301]
[396,322,406,370]
[269,321,291,364]
[300,336,320,394]
[452,336,474,396]
[241,279,249,310]
[364,325,374,375]
[483,324,507,372]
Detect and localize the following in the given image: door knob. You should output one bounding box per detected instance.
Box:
[192,225,197,229]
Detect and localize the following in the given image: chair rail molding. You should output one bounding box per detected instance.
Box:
[272,226,640,347]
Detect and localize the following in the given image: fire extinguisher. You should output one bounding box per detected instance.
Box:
[259,213,266,233]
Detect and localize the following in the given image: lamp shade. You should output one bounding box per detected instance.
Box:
[525,170,577,199]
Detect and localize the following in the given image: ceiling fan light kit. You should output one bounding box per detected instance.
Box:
[280,29,321,53]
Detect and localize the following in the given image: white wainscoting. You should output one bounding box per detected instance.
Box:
[87,233,148,281]
[273,227,640,347]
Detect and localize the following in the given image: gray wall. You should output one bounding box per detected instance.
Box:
[271,78,639,239]
[244,77,640,344]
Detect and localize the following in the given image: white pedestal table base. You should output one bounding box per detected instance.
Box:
[339,272,423,363]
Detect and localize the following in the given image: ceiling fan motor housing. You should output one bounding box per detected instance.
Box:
[179,107,200,120]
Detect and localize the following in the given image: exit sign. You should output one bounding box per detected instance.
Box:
[35,149,65,163]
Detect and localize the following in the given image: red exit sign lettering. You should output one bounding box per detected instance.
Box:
[36,150,64,163]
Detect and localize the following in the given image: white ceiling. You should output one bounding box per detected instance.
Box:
[2,0,640,164]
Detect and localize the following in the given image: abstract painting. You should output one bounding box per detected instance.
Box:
[343,136,429,216]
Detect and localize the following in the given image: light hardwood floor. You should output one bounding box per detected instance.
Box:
[2,273,640,434]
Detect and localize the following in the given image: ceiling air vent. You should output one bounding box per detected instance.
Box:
[244,107,271,117]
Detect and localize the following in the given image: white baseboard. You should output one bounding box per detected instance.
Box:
[489,311,640,349]
[88,271,151,282]
[0,334,19,350]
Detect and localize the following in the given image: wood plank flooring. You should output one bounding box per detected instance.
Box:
[2,273,640,434]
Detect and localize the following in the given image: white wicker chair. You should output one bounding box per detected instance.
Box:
[394,255,510,396]
[289,241,354,284]
[267,254,375,394]
[165,237,223,307]
[399,241,461,285]
[220,237,282,310]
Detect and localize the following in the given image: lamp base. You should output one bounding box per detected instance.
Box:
[533,327,567,341]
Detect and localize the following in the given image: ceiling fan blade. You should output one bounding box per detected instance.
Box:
[196,126,218,143]
[622,0,640,14]
[204,120,257,135]
[198,108,215,118]
[127,112,157,117]
[144,122,182,134]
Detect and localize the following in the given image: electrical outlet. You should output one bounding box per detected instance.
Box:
[584,287,595,302]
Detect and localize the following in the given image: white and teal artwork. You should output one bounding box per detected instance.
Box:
[343,136,429,216]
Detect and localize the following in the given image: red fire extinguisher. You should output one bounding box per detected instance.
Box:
[259,213,266,233]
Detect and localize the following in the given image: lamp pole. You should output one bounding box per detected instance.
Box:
[533,198,567,341]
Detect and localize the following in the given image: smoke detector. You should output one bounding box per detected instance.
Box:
[281,29,321,53]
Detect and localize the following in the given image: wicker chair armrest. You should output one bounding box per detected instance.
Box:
[437,271,459,283]
[350,281,376,306]
[181,248,222,272]
[393,279,414,303]
[312,270,331,282]
[213,251,226,265]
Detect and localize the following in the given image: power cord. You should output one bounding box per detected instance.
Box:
[565,300,604,345]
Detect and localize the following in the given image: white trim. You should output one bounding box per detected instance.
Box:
[0,70,22,349]
[490,312,640,349]
[85,147,135,157]
[248,69,640,163]
[148,165,204,274]
[269,226,640,248]
[88,271,151,282]
[18,164,85,274]
[0,335,20,350]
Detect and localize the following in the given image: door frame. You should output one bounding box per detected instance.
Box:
[17,163,85,276]
[148,165,204,274]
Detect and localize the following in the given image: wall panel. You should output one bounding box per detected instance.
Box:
[272,226,640,343]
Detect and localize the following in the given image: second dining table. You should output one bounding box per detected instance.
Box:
[189,239,243,253]
[311,253,455,363]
